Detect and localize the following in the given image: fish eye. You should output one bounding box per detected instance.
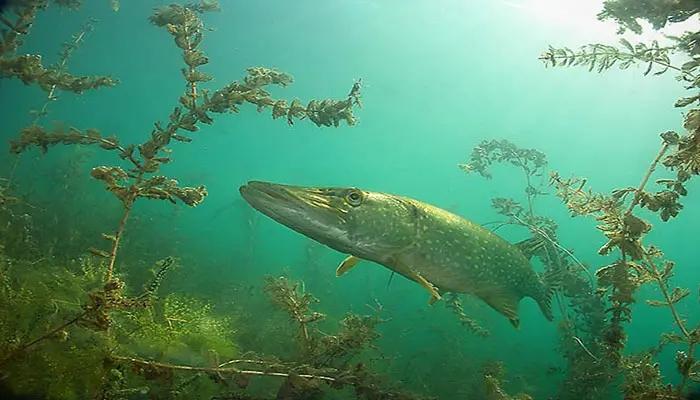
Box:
[345,189,363,206]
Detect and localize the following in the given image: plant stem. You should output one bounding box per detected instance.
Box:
[644,252,695,393]
[524,171,534,217]
[543,47,696,81]
[511,215,594,283]
[624,139,695,392]
[105,201,132,282]
[679,342,697,392]
[0,14,19,33]
[0,2,44,57]
[111,355,337,382]
[624,141,670,216]
[621,140,682,335]
[646,254,691,338]
[0,310,87,368]
[183,25,197,99]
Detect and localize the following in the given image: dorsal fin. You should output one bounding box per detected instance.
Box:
[514,237,546,260]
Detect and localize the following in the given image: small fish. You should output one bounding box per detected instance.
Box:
[239,181,555,327]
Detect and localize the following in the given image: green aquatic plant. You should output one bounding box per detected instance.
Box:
[263,275,325,349]
[597,0,699,34]
[29,18,100,123]
[6,0,360,360]
[461,139,612,399]
[621,352,678,399]
[551,157,700,394]
[2,0,361,398]
[0,250,246,399]
[459,139,548,216]
[443,292,490,337]
[542,3,700,397]
[479,361,532,400]
[107,275,431,400]
[261,275,430,399]
[0,1,116,92]
[2,14,104,204]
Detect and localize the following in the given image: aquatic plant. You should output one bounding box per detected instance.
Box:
[0,251,245,399]
[6,0,360,358]
[0,1,116,92]
[1,11,104,201]
[258,275,431,399]
[459,139,548,217]
[101,275,430,400]
[461,139,612,399]
[443,292,490,337]
[1,0,363,397]
[479,361,532,400]
[597,0,699,35]
[541,2,700,398]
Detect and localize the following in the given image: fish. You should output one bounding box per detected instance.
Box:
[239,181,554,327]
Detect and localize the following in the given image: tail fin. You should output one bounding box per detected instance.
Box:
[537,268,562,321]
[536,291,554,321]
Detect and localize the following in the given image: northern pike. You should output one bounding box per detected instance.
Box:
[239,181,554,327]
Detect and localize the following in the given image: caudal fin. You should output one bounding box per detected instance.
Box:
[537,268,562,321]
[536,291,554,321]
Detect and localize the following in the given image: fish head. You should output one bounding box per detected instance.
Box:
[239,181,417,259]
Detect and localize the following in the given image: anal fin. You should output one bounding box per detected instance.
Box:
[475,286,521,328]
[336,255,361,277]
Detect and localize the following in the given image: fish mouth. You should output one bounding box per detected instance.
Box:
[239,181,299,210]
[239,181,347,241]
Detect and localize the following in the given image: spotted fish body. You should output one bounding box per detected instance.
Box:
[239,181,553,327]
[385,199,552,326]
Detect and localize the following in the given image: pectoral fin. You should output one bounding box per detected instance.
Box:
[336,255,361,277]
[411,271,442,305]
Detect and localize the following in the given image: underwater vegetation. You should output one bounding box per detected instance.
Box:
[537,0,700,398]
[0,1,429,399]
[0,0,699,399]
[460,139,613,400]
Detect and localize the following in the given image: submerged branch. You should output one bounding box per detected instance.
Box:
[625,141,671,216]
[0,310,88,368]
[540,41,696,81]
[0,54,117,93]
[111,355,338,382]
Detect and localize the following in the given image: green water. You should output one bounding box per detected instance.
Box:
[1,1,698,399]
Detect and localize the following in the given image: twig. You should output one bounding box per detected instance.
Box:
[625,142,670,216]
[112,355,338,382]
[217,359,269,368]
[511,214,595,283]
[0,310,87,368]
[0,14,20,33]
[624,139,695,391]
[105,202,132,282]
[543,47,696,81]
[573,336,600,362]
